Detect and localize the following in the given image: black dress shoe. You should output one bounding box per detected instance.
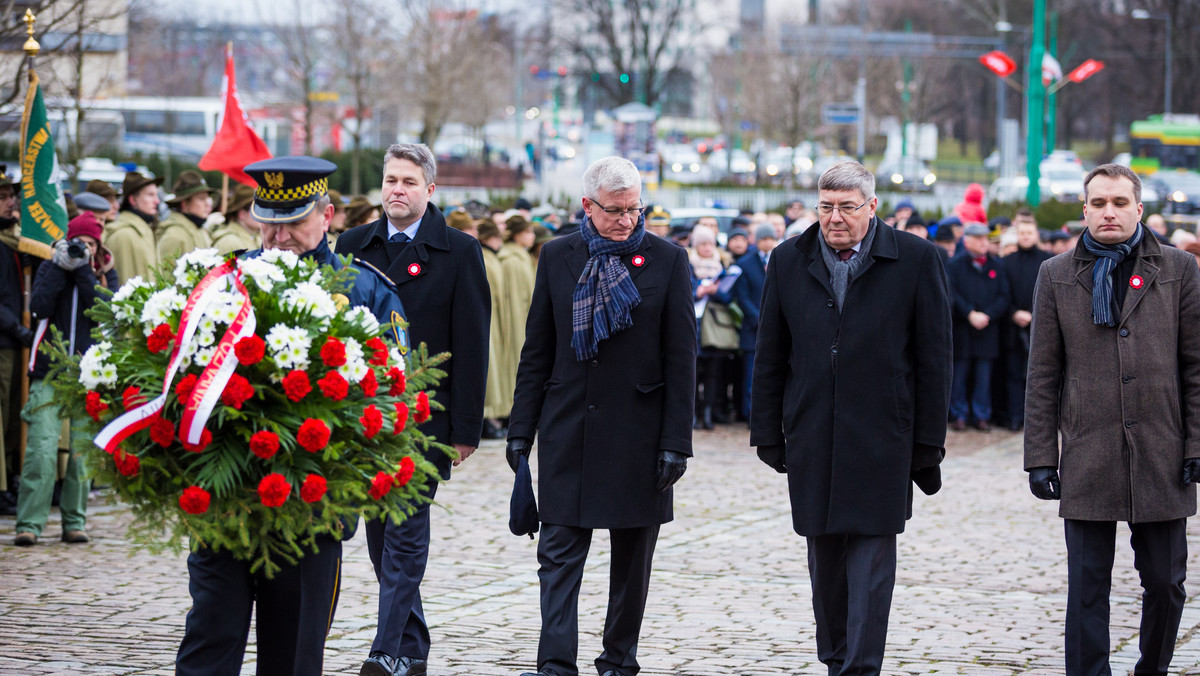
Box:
[395,657,427,676]
[360,653,398,676]
[600,670,627,676]
[519,670,561,676]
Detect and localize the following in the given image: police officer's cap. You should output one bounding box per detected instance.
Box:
[244,156,337,224]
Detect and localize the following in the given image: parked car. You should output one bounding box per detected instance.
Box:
[706,148,756,182]
[988,163,1085,203]
[1149,170,1200,215]
[875,157,937,192]
[661,145,712,184]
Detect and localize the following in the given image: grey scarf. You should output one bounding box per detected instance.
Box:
[819,220,878,312]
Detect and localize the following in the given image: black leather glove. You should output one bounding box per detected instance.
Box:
[655,450,687,492]
[911,466,941,495]
[1028,466,1061,500]
[1183,458,1200,486]
[756,444,787,473]
[505,438,530,473]
[14,325,33,347]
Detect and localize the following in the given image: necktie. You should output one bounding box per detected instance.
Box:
[973,255,987,266]
[837,248,855,262]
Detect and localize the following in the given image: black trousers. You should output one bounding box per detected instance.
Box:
[536,523,660,676]
[1064,518,1187,676]
[806,533,897,676]
[175,536,342,676]
[366,482,437,659]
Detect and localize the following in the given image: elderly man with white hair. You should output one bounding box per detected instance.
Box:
[506,156,697,676]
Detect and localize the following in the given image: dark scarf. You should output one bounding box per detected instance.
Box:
[122,204,158,226]
[1081,223,1145,327]
[571,213,645,360]
[818,219,878,312]
[184,212,206,228]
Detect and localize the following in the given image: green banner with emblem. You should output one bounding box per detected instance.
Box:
[19,70,66,259]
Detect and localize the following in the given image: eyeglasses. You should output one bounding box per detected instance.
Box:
[816,200,871,216]
[588,197,644,219]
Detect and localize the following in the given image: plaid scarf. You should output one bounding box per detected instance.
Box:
[1081,223,1144,327]
[571,214,645,360]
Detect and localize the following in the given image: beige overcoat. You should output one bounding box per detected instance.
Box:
[1025,234,1200,522]
[106,210,159,286]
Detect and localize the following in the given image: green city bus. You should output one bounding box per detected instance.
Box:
[1130,115,1200,174]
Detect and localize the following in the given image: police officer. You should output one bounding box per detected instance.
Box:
[175,157,409,676]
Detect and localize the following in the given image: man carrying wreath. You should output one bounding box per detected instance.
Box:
[175,156,410,676]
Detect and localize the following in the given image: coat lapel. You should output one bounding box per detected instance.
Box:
[798,232,837,299]
[563,233,590,284]
[1119,239,1163,324]
[384,205,451,286]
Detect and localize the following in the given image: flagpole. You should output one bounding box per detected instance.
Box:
[16,9,40,474]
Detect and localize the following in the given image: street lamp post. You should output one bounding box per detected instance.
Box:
[1132,9,1172,115]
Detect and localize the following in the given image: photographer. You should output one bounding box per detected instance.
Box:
[13,212,115,546]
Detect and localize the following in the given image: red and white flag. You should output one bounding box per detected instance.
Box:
[199,43,272,186]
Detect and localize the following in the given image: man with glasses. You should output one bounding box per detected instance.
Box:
[506,156,696,676]
[751,160,952,675]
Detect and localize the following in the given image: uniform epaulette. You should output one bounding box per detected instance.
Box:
[350,256,398,291]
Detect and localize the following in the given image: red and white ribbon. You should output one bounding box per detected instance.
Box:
[95,261,256,452]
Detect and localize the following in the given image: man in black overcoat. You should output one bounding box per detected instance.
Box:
[334,143,490,676]
[751,160,952,676]
[945,223,1011,432]
[506,156,696,676]
[999,211,1051,430]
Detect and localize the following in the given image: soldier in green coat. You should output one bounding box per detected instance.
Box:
[106,171,162,286]
[157,171,216,262]
[210,184,261,255]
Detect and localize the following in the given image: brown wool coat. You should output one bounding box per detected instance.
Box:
[1024,234,1200,522]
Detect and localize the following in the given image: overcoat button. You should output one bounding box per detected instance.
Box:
[588,405,596,413]
[591,360,598,368]
[1122,375,1131,383]
[1125,420,1134,428]
[1120,328,1130,337]
[827,299,834,307]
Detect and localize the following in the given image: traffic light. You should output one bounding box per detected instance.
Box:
[591,73,600,82]
[557,66,568,77]
[529,65,540,75]
[619,73,630,84]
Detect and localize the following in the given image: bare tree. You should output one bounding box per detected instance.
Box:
[552,0,697,109]
[267,0,326,155]
[330,0,390,194]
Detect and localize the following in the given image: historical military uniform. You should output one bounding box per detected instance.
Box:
[175,157,408,676]
[106,172,162,286]
[211,184,261,256]
[157,171,216,261]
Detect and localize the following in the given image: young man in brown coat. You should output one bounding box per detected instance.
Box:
[1025,163,1200,675]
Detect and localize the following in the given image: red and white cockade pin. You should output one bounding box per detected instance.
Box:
[988,269,997,279]
[631,254,646,267]
[407,262,422,277]
[1130,275,1144,289]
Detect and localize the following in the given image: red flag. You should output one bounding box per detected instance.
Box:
[199,44,272,186]
[979,51,1017,78]
[1067,59,1105,83]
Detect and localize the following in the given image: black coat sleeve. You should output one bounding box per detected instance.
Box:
[911,245,953,457]
[507,245,556,443]
[446,237,490,447]
[30,261,70,319]
[749,247,789,448]
[659,247,698,455]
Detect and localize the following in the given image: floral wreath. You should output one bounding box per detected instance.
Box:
[47,248,451,577]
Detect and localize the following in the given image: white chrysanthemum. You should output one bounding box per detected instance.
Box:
[345,306,380,335]
[239,257,287,293]
[265,323,311,370]
[389,348,407,372]
[282,282,337,324]
[140,288,187,335]
[112,276,149,322]
[173,248,224,285]
[193,345,216,366]
[79,342,116,389]
[259,248,300,269]
[196,328,215,348]
[336,338,368,381]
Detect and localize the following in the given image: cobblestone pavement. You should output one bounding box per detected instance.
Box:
[4,426,1200,675]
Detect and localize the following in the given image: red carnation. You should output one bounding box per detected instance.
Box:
[234,335,266,365]
[317,371,349,401]
[414,391,431,424]
[123,386,145,410]
[368,471,394,500]
[85,391,108,422]
[361,369,378,397]
[114,449,140,477]
[221,373,255,410]
[257,473,292,508]
[387,367,406,396]
[149,415,175,448]
[180,428,214,453]
[320,337,347,367]
[175,373,199,402]
[282,370,312,402]
[366,337,389,366]
[360,404,383,439]
[393,402,409,435]
[394,456,416,487]
[249,430,281,459]
[146,323,175,354]
[179,486,211,514]
[297,418,331,453]
[300,474,327,503]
